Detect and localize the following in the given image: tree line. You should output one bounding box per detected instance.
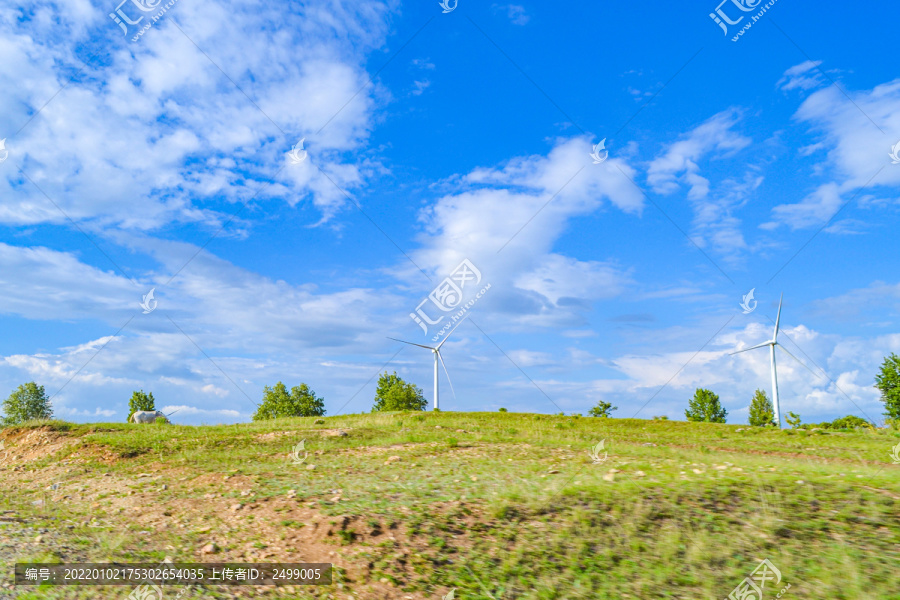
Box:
[2,353,900,425]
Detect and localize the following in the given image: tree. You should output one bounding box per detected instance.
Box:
[127,390,156,422]
[372,372,427,412]
[875,353,900,420]
[785,411,802,429]
[588,399,618,418]
[748,389,776,427]
[253,382,326,421]
[2,382,53,425]
[684,388,727,423]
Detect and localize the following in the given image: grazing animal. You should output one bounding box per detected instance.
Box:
[130,410,170,424]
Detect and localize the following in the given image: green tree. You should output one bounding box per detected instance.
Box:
[2,382,53,425]
[588,399,618,418]
[785,411,802,429]
[684,388,727,423]
[748,389,776,427]
[372,372,427,412]
[127,390,156,422]
[875,353,900,420]
[253,382,326,421]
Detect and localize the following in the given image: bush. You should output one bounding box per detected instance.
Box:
[748,389,776,427]
[372,372,427,412]
[811,415,873,430]
[785,411,802,429]
[652,415,669,420]
[498,407,508,412]
[127,390,156,422]
[685,388,727,423]
[253,382,326,421]
[588,400,617,418]
[2,382,53,426]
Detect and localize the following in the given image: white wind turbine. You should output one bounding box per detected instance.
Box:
[731,293,814,428]
[388,317,467,410]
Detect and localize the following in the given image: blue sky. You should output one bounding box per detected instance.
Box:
[1,0,899,425]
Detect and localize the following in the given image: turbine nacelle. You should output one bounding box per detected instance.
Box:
[387,316,467,410]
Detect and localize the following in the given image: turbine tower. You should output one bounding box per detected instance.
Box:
[388,317,466,410]
[731,293,813,428]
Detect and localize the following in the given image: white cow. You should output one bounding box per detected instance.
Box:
[130,410,170,424]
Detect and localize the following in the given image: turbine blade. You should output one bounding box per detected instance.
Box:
[436,351,458,401]
[436,314,470,350]
[776,343,820,378]
[387,337,435,350]
[774,293,783,340]
[730,341,772,355]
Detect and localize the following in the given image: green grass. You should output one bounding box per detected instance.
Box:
[3,411,900,599]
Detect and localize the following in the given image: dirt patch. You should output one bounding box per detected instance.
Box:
[0,426,82,468]
[255,428,351,442]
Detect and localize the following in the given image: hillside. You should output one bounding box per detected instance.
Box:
[1,413,899,599]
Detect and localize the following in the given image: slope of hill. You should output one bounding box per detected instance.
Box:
[1,412,899,599]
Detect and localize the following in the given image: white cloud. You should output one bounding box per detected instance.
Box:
[647,110,756,257]
[647,109,751,197]
[493,4,530,25]
[0,0,399,230]
[765,65,900,229]
[407,136,642,329]
[777,60,825,92]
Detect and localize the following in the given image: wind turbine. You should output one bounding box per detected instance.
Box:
[730,293,814,428]
[388,317,466,410]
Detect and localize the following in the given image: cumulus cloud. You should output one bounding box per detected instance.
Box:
[0,0,398,231]
[406,136,641,329]
[765,63,900,229]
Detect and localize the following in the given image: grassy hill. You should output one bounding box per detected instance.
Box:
[2,412,899,599]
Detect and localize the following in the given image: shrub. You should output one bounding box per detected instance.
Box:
[498,407,508,412]
[652,415,669,420]
[685,388,727,423]
[2,382,53,426]
[372,372,426,412]
[588,400,617,418]
[828,415,872,430]
[253,382,326,421]
[785,411,802,429]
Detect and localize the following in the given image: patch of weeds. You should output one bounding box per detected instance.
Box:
[447,437,459,448]
[338,530,357,544]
